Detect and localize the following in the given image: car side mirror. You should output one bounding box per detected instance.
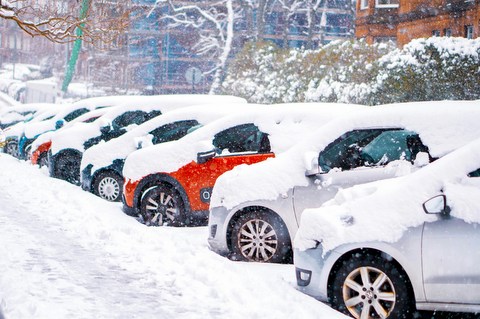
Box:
[304,152,321,177]
[422,194,451,216]
[55,119,65,130]
[197,149,216,164]
[134,134,154,150]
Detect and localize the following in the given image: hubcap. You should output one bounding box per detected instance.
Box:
[343,266,396,319]
[6,142,18,156]
[144,191,177,226]
[98,176,120,201]
[237,218,278,262]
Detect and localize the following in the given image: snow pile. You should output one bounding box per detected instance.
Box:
[210,100,480,210]
[0,154,346,319]
[294,137,480,253]
[123,103,363,182]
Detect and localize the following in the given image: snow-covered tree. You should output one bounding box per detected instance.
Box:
[0,0,129,44]
[155,0,238,94]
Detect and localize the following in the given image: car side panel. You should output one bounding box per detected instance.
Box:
[172,153,274,212]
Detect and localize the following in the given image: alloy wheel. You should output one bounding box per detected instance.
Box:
[237,218,278,262]
[342,266,396,319]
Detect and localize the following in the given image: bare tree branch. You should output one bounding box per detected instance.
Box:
[0,0,130,44]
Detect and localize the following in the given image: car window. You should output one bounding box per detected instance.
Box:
[112,111,149,129]
[468,168,480,178]
[149,120,199,144]
[361,130,422,165]
[64,108,89,122]
[318,128,427,173]
[213,123,271,154]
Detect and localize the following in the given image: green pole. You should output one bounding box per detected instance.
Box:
[61,0,91,93]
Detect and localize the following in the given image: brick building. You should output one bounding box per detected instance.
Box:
[356,0,480,46]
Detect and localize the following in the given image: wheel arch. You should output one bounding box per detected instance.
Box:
[226,205,291,253]
[134,173,191,216]
[326,247,416,306]
[91,168,123,194]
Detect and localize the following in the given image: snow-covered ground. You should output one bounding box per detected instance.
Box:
[0,154,346,319]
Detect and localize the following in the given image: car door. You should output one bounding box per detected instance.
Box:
[422,170,480,304]
[293,128,428,223]
[174,123,274,213]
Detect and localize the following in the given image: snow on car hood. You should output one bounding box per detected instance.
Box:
[294,136,480,253]
[210,100,480,210]
[80,104,254,173]
[123,103,364,182]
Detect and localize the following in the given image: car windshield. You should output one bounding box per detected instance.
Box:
[149,120,200,144]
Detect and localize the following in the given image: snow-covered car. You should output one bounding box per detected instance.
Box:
[48,94,247,185]
[208,100,480,263]
[0,103,53,129]
[1,103,63,157]
[29,108,112,167]
[293,136,480,319]
[80,104,246,202]
[122,103,363,227]
[16,95,135,160]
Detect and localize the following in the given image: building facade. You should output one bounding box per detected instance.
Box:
[356,0,480,46]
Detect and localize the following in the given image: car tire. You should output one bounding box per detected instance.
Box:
[330,253,414,319]
[230,210,292,263]
[54,153,81,185]
[93,171,123,202]
[4,140,18,157]
[139,184,185,227]
[38,152,48,168]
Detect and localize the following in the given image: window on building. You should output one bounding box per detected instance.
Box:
[444,28,452,37]
[465,25,474,39]
[360,0,369,9]
[375,0,399,8]
[432,30,440,37]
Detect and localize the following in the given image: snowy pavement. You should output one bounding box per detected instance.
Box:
[0,154,346,319]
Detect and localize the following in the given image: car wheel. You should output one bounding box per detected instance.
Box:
[331,253,413,319]
[4,140,18,157]
[230,211,292,263]
[94,171,123,202]
[140,184,185,226]
[54,153,81,185]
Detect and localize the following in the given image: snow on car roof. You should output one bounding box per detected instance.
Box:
[210,100,480,211]
[80,103,252,174]
[29,108,113,154]
[123,103,365,182]
[294,136,480,253]
[50,95,247,156]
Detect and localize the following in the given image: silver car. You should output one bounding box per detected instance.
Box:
[208,101,480,263]
[294,137,480,318]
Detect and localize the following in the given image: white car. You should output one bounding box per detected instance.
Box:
[208,100,480,263]
[294,137,480,318]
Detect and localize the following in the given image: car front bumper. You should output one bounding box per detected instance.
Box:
[207,205,231,256]
[81,164,94,192]
[294,245,339,302]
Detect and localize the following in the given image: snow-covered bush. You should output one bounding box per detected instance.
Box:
[372,37,480,104]
[221,39,394,104]
[222,37,480,105]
